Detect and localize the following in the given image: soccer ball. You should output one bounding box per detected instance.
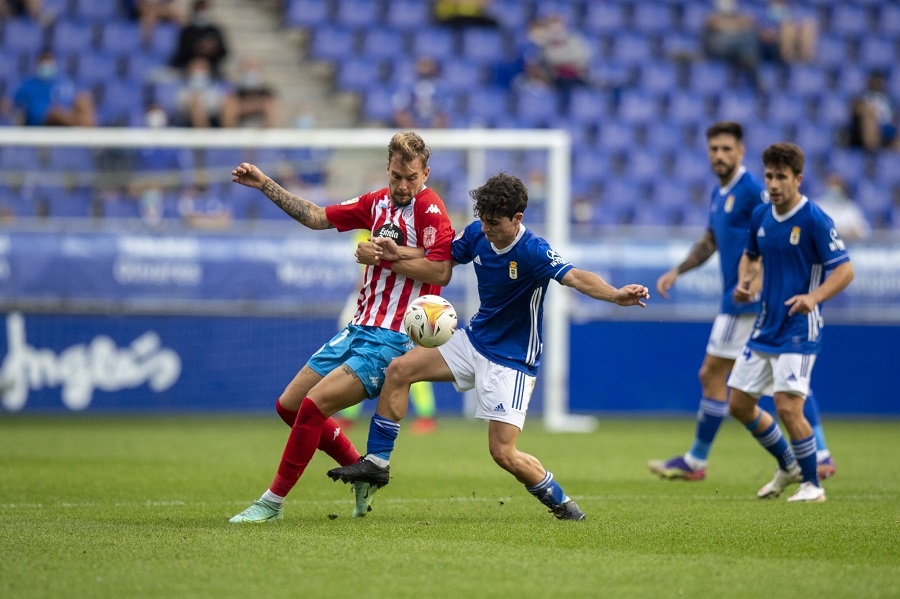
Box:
[403,295,458,348]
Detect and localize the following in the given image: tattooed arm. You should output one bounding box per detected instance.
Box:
[231,162,333,230]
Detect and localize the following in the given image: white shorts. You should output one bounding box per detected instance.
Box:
[438,329,536,430]
[727,349,816,399]
[706,313,757,360]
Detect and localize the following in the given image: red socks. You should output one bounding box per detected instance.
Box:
[275,398,298,426]
[319,417,361,466]
[270,398,327,497]
[275,398,360,466]
[269,398,362,497]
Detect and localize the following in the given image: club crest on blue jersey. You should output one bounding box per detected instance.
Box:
[790,226,801,245]
[724,194,735,213]
[509,261,518,279]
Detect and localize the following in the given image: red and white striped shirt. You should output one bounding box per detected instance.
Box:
[325,186,454,332]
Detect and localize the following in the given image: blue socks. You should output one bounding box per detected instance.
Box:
[747,414,797,471]
[366,413,400,462]
[804,391,830,458]
[526,471,568,509]
[688,397,729,463]
[791,434,818,485]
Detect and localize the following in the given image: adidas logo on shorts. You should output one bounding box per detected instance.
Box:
[493,403,506,414]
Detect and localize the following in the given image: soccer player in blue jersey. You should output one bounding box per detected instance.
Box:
[728,142,853,502]
[328,172,650,520]
[648,121,837,482]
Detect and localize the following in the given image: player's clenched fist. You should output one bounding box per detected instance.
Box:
[231,162,267,189]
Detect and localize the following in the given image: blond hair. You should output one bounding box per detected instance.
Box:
[387,130,431,168]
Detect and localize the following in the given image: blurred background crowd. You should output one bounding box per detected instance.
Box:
[0,0,897,238]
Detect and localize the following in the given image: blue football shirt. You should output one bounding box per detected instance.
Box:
[452,222,574,375]
[745,197,851,354]
[708,166,766,315]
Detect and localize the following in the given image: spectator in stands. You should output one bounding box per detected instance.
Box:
[702,0,761,89]
[174,56,238,128]
[13,50,97,127]
[233,57,280,128]
[847,73,898,151]
[526,15,590,110]
[178,177,231,229]
[123,0,183,43]
[757,0,818,64]
[170,0,228,78]
[815,174,871,241]
[391,57,450,129]
[0,0,42,21]
[433,0,498,28]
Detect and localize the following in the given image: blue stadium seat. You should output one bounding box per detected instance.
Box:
[442,59,485,91]
[666,90,707,125]
[102,80,146,116]
[284,0,332,29]
[649,122,683,152]
[309,25,356,62]
[101,21,143,55]
[767,93,807,125]
[532,1,580,24]
[794,124,835,157]
[611,32,654,65]
[41,185,94,218]
[687,61,729,96]
[146,22,180,59]
[49,19,97,55]
[787,65,828,96]
[460,28,507,63]
[202,148,246,170]
[680,2,709,33]
[628,149,662,183]
[336,56,386,92]
[814,93,850,129]
[2,18,46,55]
[73,0,121,21]
[463,87,509,126]
[514,86,560,126]
[74,51,120,88]
[488,0,529,30]
[426,150,465,181]
[410,26,456,61]
[583,3,625,34]
[743,122,787,157]
[878,4,900,36]
[815,34,846,69]
[0,146,42,171]
[0,53,24,89]
[829,149,866,183]
[673,151,712,182]
[385,0,430,29]
[361,87,397,123]
[828,4,870,38]
[716,92,758,123]
[124,53,162,83]
[360,28,408,60]
[858,36,895,71]
[855,179,890,224]
[102,194,142,219]
[633,3,673,34]
[617,90,659,124]
[568,87,611,124]
[662,32,701,59]
[638,61,679,95]
[835,65,867,95]
[596,121,634,151]
[45,147,95,172]
[335,0,382,28]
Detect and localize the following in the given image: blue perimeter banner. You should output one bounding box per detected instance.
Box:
[1,229,899,322]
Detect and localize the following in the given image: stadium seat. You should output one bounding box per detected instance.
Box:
[101,80,147,117]
[360,28,409,60]
[878,4,900,36]
[49,19,97,55]
[460,28,507,63]
[617,90,660,124]
[309,25,356,62]
[146,22,180,60]
[385,0,430,29]
[611,32,654,65]
[441,59,485,91]
[514,86,560,126]
[41,185,94,218]
[687,61,729,96]
[74,51,120,88]
[766,93,808,126]
[828,4,871,38]
[284,0,332,29]
[568,87,611,124]
[124,53,163,84]
[596,121,634,152]
[787,65,828,97]
[410,27,456,61]
[463,87,509,126]
[102,193,142,219]
[532,1,580,24]
[73,0,121,21]
[0,146,42,172]
[633,3,673,34]
[583,3,625,34]
[638,61,679,95]
[336,56,386,92]
[858,36,895,71]
[815,34,846,69]
[794,124,835,157]
[628,149,663,183]
[335,0,382,28]
[665,90,707,125]
[101,21,143,55]
[46,148,96,172]
[361,87,397,123]
[2,18,46,55]
[488,0,529,30]
[716,92,758,124]
[829,149,867,183]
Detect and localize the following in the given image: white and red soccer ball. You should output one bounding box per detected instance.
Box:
[403,294,457,348]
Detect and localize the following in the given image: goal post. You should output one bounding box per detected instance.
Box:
[0,126,594,432]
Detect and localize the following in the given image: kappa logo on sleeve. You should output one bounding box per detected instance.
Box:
[340,197,361,205]
[425,204,442,214]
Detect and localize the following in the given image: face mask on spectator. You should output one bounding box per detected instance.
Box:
[36,61,57,80]
[189,72,211,89]
[146,108,168,129]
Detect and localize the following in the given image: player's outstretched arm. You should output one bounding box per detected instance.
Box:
[657,230,717,299]
[231,162,332,230]
[561,268,649,307]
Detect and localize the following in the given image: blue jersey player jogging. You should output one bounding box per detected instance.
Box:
[451,221,572,376]
[745,196,850,354]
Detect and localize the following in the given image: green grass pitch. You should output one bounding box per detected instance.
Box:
[1,415,897,598]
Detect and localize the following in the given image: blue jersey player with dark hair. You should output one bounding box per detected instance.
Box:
[649,121,837,483]
[328,172,650,521]
[728,142,853,503]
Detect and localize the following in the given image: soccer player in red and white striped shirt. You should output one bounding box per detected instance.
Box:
[228,131,454,523]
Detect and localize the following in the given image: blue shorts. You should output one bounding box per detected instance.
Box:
[307,324,412,399]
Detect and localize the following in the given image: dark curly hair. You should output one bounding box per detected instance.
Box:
[470,172,528,220]
[762,142,805,175]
